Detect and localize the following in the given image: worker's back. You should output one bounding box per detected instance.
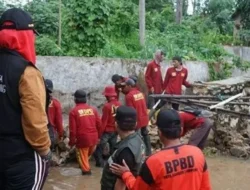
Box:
[144,144,210,190]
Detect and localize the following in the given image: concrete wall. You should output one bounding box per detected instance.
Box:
[36,56,209,114]
[224,46,250,77]
[224,45,250,62]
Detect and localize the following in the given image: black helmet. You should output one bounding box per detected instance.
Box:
[74,89,87,103]
[45,79,53,93]
[129,75,138,84]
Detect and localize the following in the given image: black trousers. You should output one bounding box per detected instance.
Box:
[172,103,179,110]
[188,118,212,150]
[94,132,118,166]
[0,152,49,190]
[139,127,152,156]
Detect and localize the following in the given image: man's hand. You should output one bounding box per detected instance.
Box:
[40,149,52,162]
[110,159,130,177]
[39,148,51,157]
[150,87,154,93]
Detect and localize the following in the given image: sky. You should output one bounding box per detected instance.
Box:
[187,0,194,15]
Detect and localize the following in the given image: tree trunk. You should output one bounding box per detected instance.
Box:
[58,0,62,47]
[192,0,196,14]
[233,15,242,42]
[176,0,183,24]
[139,0,145,47]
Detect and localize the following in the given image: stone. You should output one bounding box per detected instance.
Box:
[215,128,228,136]
[230,118,239,129]
[230,146,249,158]
[228,139,244,147]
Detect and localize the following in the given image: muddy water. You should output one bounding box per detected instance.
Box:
[44,156,250,190]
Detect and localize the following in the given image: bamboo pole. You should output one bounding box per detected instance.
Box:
[150,94,250,100]
[188,99,250,106]
[168,99,250,117]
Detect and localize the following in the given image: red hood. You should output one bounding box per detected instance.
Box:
[0,25,36,64]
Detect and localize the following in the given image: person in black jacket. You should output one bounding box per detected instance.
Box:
[0,8,51,189]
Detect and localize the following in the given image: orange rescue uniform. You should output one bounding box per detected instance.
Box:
[69,103,102,172]
[122,145,211,190]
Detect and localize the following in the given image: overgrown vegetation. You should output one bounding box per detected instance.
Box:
[1,0,250,80]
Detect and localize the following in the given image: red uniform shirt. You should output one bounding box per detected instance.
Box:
[125,88,149,129]
[48,98,63,138]
[179,112,205,136]
[101,99,121,134]
[145,60,163,94]
[163,67,191,95]
[69,103,101,148]
[122,145,211,190]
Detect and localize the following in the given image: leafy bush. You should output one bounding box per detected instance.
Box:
[63,0,111,56]
[36,35,63,56]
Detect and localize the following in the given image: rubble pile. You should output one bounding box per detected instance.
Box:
[191,76,250,158]
[51,75,250,165]
[51,126,76,166]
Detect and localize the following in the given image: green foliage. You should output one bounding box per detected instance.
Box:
[208,60,234,81]
[205,0,235,35]
[145,0,173,12]
[239,30,250,46]
[24,0,59,37]
[36,35,63,56]
[232,56,250,71]
[108,0,138,38]
[0,0,250,83]
[63,0,111,56]
[0,1,5,15]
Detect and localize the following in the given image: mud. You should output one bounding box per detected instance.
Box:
[44,156,250,190]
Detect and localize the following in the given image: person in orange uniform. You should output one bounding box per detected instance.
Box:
[45,79,64,144]
[145,50,165,108]
[163,56,192,110]
[121,79,151,156]
[69,89,102,175]
[94,85,122,167]
[110,109,212,190]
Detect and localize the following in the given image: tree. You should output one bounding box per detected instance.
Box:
[232,0,250,29]
[176,0,183,24]
[139,0,145,46]
[205,0,235,34]
[0,1,5,15]
[24,0,59,36]
[58,0,62,47]
[182,0,188,16]
[145,0,173,12]
[232,0,250,42]
[64,0,111,56]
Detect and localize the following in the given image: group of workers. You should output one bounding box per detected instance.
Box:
[0,8,212,190]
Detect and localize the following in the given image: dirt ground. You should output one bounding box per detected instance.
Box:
[44,156,250,190]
